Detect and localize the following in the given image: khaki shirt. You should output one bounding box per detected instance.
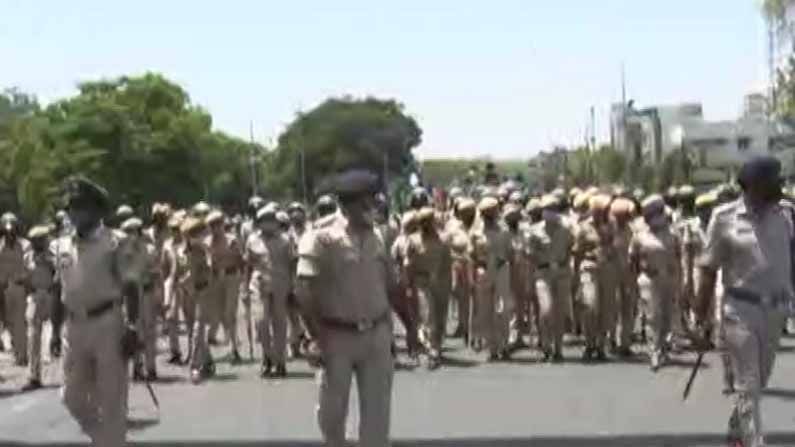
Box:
[468,222,512,275]
[0,236,30,283]
[245,230,294,299]
[25,249,55,292]
[185,239,212,288]
[613,224,634,272]
[629,225,680,279]
[297,215,394,322]
[206,232,242,272]
[404,230,452,289]
[699,198,794,301]
[573,217,615,269]
[164,238,190,285]
[527,220,572,268]
[54,226,134,313]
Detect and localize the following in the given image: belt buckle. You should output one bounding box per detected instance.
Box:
[356,319,374,332]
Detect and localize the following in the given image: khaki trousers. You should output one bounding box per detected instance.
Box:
[250,272,287,363]
[451,260,471,333]
[474,265,514,354]
[579,264,616,350]
[189,282,215,370]
[416,281,450,354]
[723,297,785,447]
[62,308,127,447]
[214,272,241,352]
[26,289,52,380]
[535,267,569,354]
[135,285,157,372]
[637,273,674,356]
[317,320,393,447]
[4,283,27,364]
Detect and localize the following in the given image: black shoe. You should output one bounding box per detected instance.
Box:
[49,339,61,358]
[499,348,512,361]
[230,350,243,365]
[0,338,4,352]
[487,352,500,362]
[167,352,183,365]
[542,350,552,363]
[208,336,219,346]
[552,352,564,363]
[146,370,158,382]
[616,346,634,358]
[21,378,42,392]
[202,360,216,377]
[452,326,466,338]
[582,348,593,362]
[274,363,287,378]
[260,359,273,378]
[290,342,302,359]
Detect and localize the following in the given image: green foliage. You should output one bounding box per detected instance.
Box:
[267,97,422,200]
[0,74,263,222]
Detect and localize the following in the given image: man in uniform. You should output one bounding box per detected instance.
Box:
[0,212,30,366]
[527,195,573,361]
[145,203,171,325]
[469,196,514,360]
[674,185,700,333]
[56,177,143,446]
[286,202,310,358]
[246,205,293,378]
[49,210,72,357]
[119,217,159,381]
[504,203,531,349]
[695,156,792,447]
[296,169,416,447]
[315,195,337,219]
[609,197,638,357]
[573,194,617,361]
[206,210,244,364]
[21,225,55,391]
[162,212,190,364]
[182,216,215,383]
[629,195,681,371]
[447,198,477,340]
[404,207,452,369]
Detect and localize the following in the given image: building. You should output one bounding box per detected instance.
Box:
[611,93,795,180]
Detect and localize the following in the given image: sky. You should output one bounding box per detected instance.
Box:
[0,0,773,159]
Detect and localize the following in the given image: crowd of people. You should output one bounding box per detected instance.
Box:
[0,156,792,447]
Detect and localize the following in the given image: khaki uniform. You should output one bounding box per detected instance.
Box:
[144,226,167,317]
[163,237,193,357]
[699,199,792,446]
[287,226,307,353]
[404,229,452,356]
[297,214,395,447]
[675,215,703,328]
[0,236,31,364]
[629,224,680,363]
[573,217,618,352]
[24,246,55,381]
[508,225,532,338]
[527,219,572,356]
[246,229,294,364]
[446,218,473,336]
[468,222,514,356]
[186,238,214,372]
[207,231,243,354]
[613,224,637,350]
[55,227,136,446]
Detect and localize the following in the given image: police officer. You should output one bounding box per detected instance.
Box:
[610,197,638,357]
[404,206,452,369]
[315,195,337,219]
[56,177,142,446]
[447,198,477,340]
[629,195,681,371]
[504,203,531,348]
[296,169,417,447]
[162,213,188,364]
[527,195,573,361]
[206,210,244,364]
[119,217,159,381]
[49,209,71,357]
[695,156,792,447]
[21,225,55,391]
[182,216,215,384]
[0,212,30,366]
[246,204,294,378]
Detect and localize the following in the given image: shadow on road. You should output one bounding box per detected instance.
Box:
[5,432,795,446]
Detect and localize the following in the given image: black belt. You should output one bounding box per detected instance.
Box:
[68,300,119,320]
[224,267,239,275]
[195,281,209,291]
[321,312,390,332]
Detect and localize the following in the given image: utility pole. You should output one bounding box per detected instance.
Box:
[249,121,258,196]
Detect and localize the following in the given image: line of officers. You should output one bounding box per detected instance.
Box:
[390,181,743,373]
[0,179,758,389]
[0,193,342,390]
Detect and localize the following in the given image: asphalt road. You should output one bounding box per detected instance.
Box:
[3,320,795,446]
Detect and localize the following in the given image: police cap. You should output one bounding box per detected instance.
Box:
[478,196,500,212]
[180,216,205,235]
[27,225,51,240]
[416,207,435,222]
[121,217,144,232]
[205,210,224,226]
[737,155,782,188]
[62,176,109,211]
[116,205,134,219]
[641,194,665,216]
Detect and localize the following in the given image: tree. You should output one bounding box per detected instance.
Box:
[268,96,422,199]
